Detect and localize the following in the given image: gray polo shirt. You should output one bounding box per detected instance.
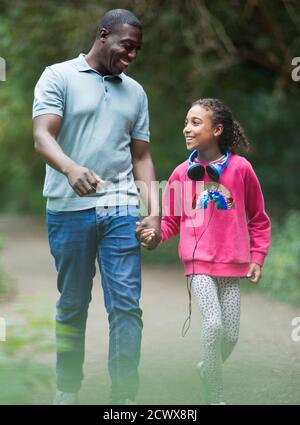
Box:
[33,53,150,211]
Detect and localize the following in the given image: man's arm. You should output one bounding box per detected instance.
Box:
[131,140,161,247]
[33,114,103,196]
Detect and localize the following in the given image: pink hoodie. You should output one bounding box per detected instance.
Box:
[161,153,271,277]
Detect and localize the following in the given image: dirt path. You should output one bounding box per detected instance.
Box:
[0,215,299,405]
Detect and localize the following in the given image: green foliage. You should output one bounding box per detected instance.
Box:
[0,0,299,215]
[142,235,180,266]
[0,238,15,300]
[261,211,300,305]
[0,307,54,404]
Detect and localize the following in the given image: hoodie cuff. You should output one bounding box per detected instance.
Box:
[251,252,266,266]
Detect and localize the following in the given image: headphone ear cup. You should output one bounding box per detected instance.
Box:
[187,163,205,181]
[206,164,220,182]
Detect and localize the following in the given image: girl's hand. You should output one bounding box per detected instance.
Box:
[139,228,156,245]
[136,225,159,249]
[247,263,262,284]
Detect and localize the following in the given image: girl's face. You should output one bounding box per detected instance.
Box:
[183,105,223,151]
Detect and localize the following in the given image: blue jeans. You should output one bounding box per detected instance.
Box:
[46,206,142,402]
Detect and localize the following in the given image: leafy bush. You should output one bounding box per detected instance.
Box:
[142,235,180,266]
[261,211,300,306]
[0,238,15,301]
[0,0,300,215]
[0,307,54,404]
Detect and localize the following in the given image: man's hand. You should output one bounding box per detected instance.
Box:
[66,165,104,196]
[247,263,262,284]
[136,216,161,250]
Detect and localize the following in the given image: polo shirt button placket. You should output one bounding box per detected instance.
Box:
[102,77,108,98]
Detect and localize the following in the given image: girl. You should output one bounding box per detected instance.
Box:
[137,98,271,405]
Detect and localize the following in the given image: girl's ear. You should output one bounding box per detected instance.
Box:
[214,124,224,137]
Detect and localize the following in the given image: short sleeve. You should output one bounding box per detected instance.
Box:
[32,66,65,119]
[131,89,150,142]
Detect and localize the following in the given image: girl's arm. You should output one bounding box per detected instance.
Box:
[160,216,180,242]
[137,168,182,248]
[245,163,271,266]
[138,171,181,246]
[160,172,181,242]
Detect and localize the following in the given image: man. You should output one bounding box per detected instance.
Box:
[33,9,161,405]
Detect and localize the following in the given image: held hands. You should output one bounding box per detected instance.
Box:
[247,263,262,284]
[136,216,162,250]
[66,165,105,196]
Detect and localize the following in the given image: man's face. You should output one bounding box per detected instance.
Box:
[99,24,142,75]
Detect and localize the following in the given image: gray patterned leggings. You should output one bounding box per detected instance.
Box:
[191,274,241,404]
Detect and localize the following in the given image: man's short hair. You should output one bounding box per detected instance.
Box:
[97,9,142,36]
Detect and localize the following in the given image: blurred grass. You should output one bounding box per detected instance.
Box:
[0,307,54,404]
[142,235,180,266]
[0,238,15,302]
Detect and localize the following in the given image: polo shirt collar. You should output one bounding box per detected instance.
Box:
[75,53,123,81]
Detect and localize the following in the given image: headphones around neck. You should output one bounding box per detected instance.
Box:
[187,150,230,182]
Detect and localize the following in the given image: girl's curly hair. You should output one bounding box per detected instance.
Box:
[191,98,250,154]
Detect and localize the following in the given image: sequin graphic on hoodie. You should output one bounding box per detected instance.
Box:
[196,183,235,210]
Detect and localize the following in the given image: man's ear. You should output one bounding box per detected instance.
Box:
[98,27,110,41]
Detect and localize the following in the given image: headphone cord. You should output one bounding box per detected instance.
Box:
[181,231,197,337]
[181,182,220,337]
